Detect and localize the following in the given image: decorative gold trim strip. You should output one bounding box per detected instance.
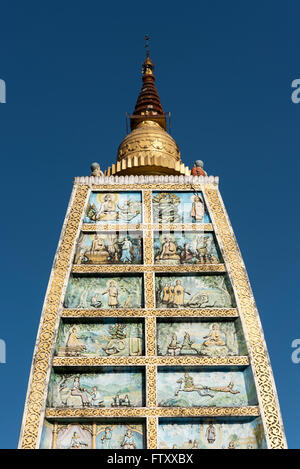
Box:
[61,308,239,318]
[90,184,205,191]
[143,190,152,225]
[145,272,155,309]
[144,231,153,265]
[52,356,250,367]
[81,223,214,232]
[45,406,260,418]
[82,223,144,231]
[20,184,89,449]
[146,365,157,408]
[147,417,157,449]
[151,223,214,232]
[145,317,156,356]
[71,264,226,273]
[204,185,287,449]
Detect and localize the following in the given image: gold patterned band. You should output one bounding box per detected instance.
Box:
[203,185,287,449]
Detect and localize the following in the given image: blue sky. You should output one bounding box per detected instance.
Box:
[0,0,299,448]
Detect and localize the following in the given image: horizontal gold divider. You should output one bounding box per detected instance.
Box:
[45,406,260,419]
[71,264,226,274]
[90,184,205,192]
[61,308,239,318]
[82,223,214,232]
[52,356,250,367]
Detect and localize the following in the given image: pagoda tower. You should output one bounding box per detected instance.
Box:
[19,50,286,450]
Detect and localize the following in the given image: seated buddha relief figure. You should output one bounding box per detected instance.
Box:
[156,236,180,264]
[203,324,226,347]
[85,235,110,264]
[96,194,117,221]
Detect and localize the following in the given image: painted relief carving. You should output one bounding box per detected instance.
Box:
[157,367,257,408]
[158,417,266,449]
[84,192,142,224]
[74,232,143,265]
[56,320,144,357]
[157,320,247,357]
[152,191,210,224]
[40,422,145,449]
[154,232,222,265]
[64,275,143,309]
[53,424,92,449]
[96,424,144,449]
[155,275,235,309]
[47,369,145,409]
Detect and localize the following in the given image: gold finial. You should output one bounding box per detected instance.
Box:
[142,35,154,76]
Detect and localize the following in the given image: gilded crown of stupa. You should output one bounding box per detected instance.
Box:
[105,50,191,176]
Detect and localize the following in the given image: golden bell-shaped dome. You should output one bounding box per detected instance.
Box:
[105,53,190,177]
[112,120,183,176]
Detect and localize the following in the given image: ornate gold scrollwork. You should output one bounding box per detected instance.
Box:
[203,185,287,449]
[20,184,89,449]
[52,356,250,367]
[45,406,260,418]
[61,308,239,318]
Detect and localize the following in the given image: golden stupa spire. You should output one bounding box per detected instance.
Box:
[105,38,190,177]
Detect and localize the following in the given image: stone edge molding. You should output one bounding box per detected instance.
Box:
[74,174,219,186]
[203,185,287,449]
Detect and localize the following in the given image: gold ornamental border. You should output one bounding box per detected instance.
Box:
[203,185,287,449]
[146,316,156,356]
[90,183,206,191]
[146,365,157,408]
[81,223,214,232]
[45,406,260,419]
[71,264,226,273]
[52,356,250,367]
[61,307,239,318]
[19,184,90,449]
[147,417,157,449]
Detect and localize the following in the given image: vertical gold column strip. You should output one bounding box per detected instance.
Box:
[92,422,97,449]
[51,423,58,449]
[143,190,152,225]
[145,272,155,309]
[146,316,156,356]
[146,365,157,407]
[147,417,158,449]
[204,184,287,449]
[20,184,89,449]
[144,230,153,265]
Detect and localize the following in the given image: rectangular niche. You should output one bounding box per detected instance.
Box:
[154,231,223,266]
[156,318,248,358]
[47,367,146,409]
[40,419,146,449]
[155,274,235,309]
[56,319,145,357]
[157,366,258,408]
[158,417,266,449]
[84,191,142,224]
[74,231,143,265]
[152,191,211,224]
[64,274,144,309]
